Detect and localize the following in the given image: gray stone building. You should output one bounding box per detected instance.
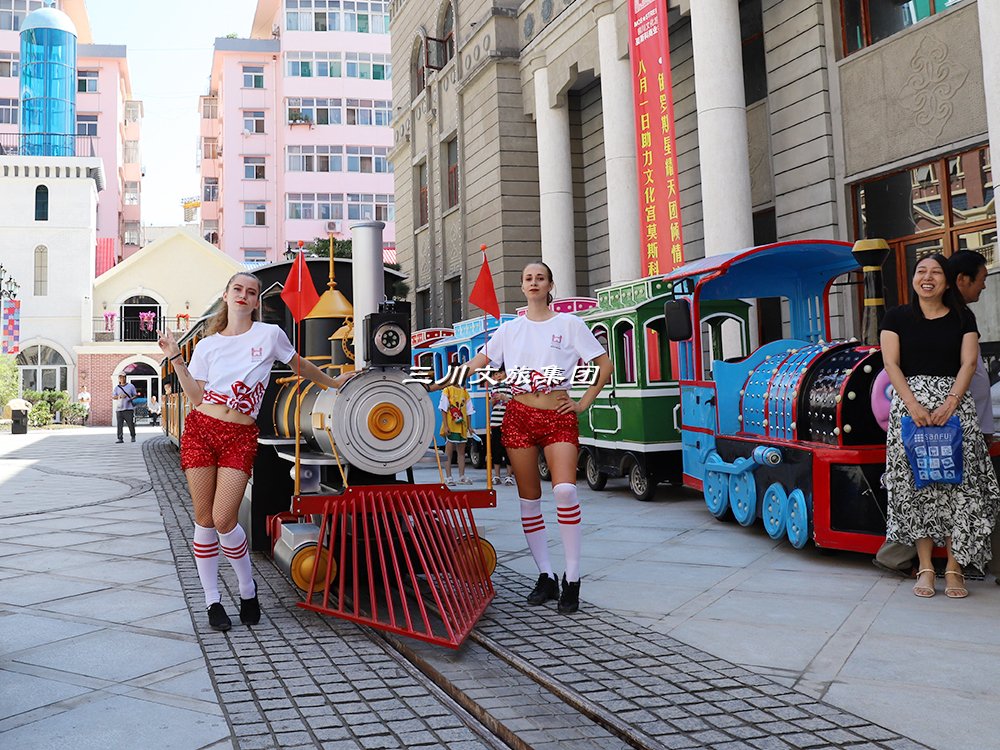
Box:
[388,0,998,352]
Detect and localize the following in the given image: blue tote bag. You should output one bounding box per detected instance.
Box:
[899,415,963,489]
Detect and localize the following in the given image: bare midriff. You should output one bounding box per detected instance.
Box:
[512,390,572,411]
[196,402,256,426]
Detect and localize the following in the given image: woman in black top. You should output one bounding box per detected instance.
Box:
[880,254,999,598]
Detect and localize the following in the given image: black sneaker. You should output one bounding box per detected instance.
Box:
[207,602,231,631]
[526,573,559,605]
[115,439,124,444]
[240,581,261,625]
[558,575,580,614]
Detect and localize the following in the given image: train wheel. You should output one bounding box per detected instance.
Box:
[784,489,812,549]
[703,470,730,519]
[467,439,486,470]
[761,483,788,539]
[629,463,657,501]
[729,471,757,527]
[585,453,607,491]
[538,454,551,481]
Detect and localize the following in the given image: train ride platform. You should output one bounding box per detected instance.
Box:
[0,428,996,749]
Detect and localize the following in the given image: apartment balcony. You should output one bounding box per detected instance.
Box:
[0,132,99,157]
[92,315,194,343]
[122,202,141,222]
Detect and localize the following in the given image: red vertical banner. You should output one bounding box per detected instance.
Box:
[628,0,684,277]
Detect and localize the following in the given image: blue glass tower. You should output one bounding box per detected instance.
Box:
[19,4,78,157]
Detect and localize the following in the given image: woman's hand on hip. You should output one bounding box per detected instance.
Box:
[554,394,583,415]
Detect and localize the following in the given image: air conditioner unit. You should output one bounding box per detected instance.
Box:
[326,221,340,232]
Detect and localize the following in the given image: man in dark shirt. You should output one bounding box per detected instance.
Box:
[113,374,138,443]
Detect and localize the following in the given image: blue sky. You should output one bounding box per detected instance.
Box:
[86,0,252,226]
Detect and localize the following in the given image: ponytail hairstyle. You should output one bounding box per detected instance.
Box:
[910,253,966,318]
[206,272,261,335]
[523,261,556,305]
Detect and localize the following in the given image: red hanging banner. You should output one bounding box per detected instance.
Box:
[627,0,684,276]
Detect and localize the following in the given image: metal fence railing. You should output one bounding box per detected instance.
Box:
[0,133,98,158]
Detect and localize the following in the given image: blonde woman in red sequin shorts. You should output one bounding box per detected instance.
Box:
[464,262,611,614]
[158,272,356,631]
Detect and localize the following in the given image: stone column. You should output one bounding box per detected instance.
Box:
[533,66,577,297]
[979,0,1000,189]
[689,0,754,256]
[597,12,641,282]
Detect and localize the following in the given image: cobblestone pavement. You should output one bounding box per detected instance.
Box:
[145,437,928,750]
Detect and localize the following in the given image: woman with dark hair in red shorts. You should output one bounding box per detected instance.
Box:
[158,272,355,631]
[464,262,612,613]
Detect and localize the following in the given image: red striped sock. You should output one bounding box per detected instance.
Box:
[219,525,255,599]
[193,524,220,607]
[554,483,581,581]
[520,497,553,578]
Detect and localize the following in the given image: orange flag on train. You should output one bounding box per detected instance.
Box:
[469,244,501,320]
[281,249,320,322]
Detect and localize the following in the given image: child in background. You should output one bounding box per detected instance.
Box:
[439,383,475,485]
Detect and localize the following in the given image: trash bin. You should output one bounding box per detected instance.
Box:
[11,409,27,434]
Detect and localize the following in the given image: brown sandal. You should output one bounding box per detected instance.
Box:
[913,568,936,598]
[944,569,968,599]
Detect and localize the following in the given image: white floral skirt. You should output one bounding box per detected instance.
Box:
[884,375,999,569]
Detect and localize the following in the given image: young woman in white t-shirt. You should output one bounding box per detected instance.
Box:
[158,272,355,631]
[464,262,611,614]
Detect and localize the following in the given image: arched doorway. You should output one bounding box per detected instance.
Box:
[121,295,161,342]
[121,361,159,423]
[16,343,69,392]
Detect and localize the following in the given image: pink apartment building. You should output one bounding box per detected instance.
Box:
[0,0,142,274]
[199,0,395,265]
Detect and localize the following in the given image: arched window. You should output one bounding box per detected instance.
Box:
[16,344,68,392]
[613,321,636,384]
[120,295,161,342]
[412,38,426,100]
[34,245,48,296]
[34,185,48,221]
[441,4,455,62]
[644,317,671,383]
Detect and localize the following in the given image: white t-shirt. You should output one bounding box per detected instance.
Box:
[188,322,297,419]
[438,391,475,415]
[484,313,605,393]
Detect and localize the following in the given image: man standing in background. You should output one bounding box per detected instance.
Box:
[112,373,138,443]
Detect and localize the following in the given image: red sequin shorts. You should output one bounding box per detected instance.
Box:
[501,399,579,450]
[181,409,259,475]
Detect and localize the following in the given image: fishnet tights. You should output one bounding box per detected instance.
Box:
[185,466,251,533]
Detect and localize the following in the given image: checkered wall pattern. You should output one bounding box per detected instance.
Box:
[1,299,20,354]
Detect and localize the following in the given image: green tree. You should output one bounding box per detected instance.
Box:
[0,354,17,409]
[303,237,410,299]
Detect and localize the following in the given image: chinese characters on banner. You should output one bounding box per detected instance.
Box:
[1,298,20,355]
[628,0,684,277]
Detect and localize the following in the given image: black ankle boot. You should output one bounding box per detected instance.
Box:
[207,602,231,631]
[526,573,559,605]
[240,581,261,625]
[558,574,580,614]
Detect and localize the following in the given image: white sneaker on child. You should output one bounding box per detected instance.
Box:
[503,475,515,486]
[492,475,501,484]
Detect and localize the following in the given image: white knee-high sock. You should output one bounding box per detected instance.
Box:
[554,483,582,582]
[520,497,554,578]
[218,525,256,599]
[193,524,220,607]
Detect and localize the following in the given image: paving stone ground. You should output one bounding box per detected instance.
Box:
[145,436,929,750]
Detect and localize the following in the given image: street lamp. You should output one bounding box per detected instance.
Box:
[0,262,20,300]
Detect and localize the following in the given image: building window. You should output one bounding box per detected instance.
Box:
[76,114,98,136]
[124,141,139,163]
[347,193,393,222]
[287,98,341,125]
[854,143,995,308]
[0,52,18,78]
[203,220,219,244]
[417,288,431,329]
[446,276,462,325]
[343,0,389,33]
[244,156,266,180]
[0,97,17,125]
[412,39,426,99]
[77,70,98,93]
[346,145,390,173]
[842,0,958,54]
[286,51,342,78]
[418,163,428,226]
[33,244,47,294]
[0,0,43,31]
[244,203,267,226]
[287,144,343,172]
[124,100,142,123]
[201,97,218,119]
[243,110,266,134]
[124,222,140,246]
[125,181,140,205]
[34,185,48,221]
[16,343,68,392]
[202,137,218,160]
[344,51,392,80]
[243,65,264,89]
[285,0,341,31]
[345,98,391,126]
[203,177,219,202]
[740,0,766,105]
[243,248,268,263]
[287,193,344,220]
[445,139,459,209]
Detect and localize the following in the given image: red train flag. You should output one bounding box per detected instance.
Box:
[281,251,320,322]
[469,244,500,320]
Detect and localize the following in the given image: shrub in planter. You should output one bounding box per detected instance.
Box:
[28,401,52,427]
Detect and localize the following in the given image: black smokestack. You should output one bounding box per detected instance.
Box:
[852,239,890,346]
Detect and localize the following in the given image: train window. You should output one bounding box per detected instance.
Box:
[591,325,609,355]
[644,318,671,383]
[701,314,747,376]
[613,321,636,384]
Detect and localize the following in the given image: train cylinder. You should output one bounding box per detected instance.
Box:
[272,521,333,591]
[851,238,891,346]
[351,220,386,366]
